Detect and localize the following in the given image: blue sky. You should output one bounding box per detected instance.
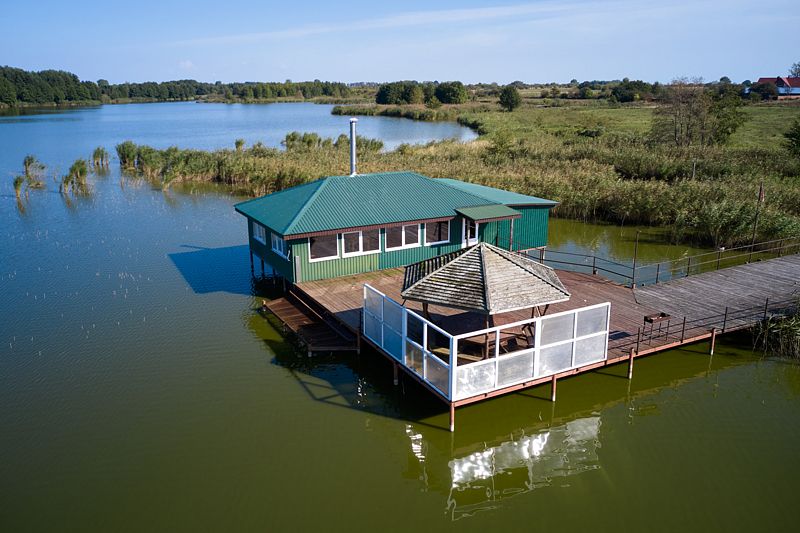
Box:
[1,0,797,84]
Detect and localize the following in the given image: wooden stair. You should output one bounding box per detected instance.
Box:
[264,290,358,355]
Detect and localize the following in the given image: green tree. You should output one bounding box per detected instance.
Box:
[498,85,521,111]
[749,82,778,100]
[784,117,800,159]
[651,81,747,147]
[434,81,467,104]
[0,77,16,106]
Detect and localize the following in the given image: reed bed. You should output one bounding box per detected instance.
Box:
[114,104,800,247]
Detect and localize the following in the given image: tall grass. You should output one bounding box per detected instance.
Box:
[755,312,800,359]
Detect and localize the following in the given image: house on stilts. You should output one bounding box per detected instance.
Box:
[235,119,800,431]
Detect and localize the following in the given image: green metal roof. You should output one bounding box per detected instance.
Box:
[436,178,558,206]
[235,171,555,237]
[456,204,521,222]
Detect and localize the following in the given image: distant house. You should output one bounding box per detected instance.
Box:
[752,76,800,99]
[235,171,557,283]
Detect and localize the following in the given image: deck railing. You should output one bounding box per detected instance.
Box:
[362,284,611,402]
[530,236,800,288]
[611,295,800,357]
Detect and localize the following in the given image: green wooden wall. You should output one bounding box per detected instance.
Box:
[246,206,551,282]
[246,218,295,281]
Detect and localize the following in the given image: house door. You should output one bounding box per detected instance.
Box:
[462,218,479,248]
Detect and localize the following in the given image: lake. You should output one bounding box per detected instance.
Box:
[1,103,799,532]
[0,101,476,176]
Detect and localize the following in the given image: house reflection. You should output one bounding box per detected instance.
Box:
[405,415,601,520]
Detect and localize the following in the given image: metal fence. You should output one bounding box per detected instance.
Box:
[529,236,800,288]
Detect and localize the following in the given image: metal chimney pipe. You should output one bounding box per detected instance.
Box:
[349,117,358,176]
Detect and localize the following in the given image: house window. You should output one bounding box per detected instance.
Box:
[342,229,381,257]
[252,221,266,244]
[271,233,289,259]
[385,224,421,250]
[309,234,339,261]
[425,221,450,245]
[463,219,479,246]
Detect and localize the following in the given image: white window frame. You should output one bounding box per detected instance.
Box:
[308,234,340,263]
[462,219,479,248]
[424,220,450,246]
[252,221,267,244]
[385,224,421,251]
[271,233,289,259]
[341,229,381,258]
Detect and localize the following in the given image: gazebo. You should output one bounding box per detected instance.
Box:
[401,243,571,356]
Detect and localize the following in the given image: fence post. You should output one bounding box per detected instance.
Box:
[763,298,770,321]
[716,249,722,270]
[722,307,728,333]
[592,255,597,275]
[686,256,691,277]
[655,263,660,284]
[631,231,641,288]
[778,240,783,257]
[680,316,686,343]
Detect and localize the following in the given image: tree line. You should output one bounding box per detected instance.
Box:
[0,65,351,107]
[375,81,468,105]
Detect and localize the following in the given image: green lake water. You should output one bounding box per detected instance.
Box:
[1,104,799,532]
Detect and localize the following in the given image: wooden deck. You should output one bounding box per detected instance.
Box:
[297,254,800,361]
[264,292,357,355]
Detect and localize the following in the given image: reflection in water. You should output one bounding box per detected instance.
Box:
[440,416,600,520]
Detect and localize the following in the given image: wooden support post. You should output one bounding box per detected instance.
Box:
[449,404,455,433]
[635,327,641,355]
[393,362,399,386]
[763,298,770,321]
[680,316,686,343]
[592,256,597,275]
[655,263,660,284]
[709,328,717,355]
[722,307,728,332]
[686,256,691,277]
[628,348,635,380]
[716,249,722,270]
[550,375,557,402]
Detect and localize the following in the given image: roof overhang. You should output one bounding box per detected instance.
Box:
[456,204,522,223]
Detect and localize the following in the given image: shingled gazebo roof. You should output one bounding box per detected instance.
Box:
[401,243,570,315]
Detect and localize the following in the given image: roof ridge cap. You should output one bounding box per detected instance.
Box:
[283,178,329,235]
[480,244,492,314]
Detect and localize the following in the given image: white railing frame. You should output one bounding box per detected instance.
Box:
[362,284,611,403]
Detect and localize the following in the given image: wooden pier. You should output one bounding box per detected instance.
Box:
[265,252,799,430]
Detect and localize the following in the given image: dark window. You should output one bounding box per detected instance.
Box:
[425,221,449,244]
[309,235,338,260]
[363,229,380,252]
[343,232,360,254]
[404,224,419,246]
[386,226,403,249]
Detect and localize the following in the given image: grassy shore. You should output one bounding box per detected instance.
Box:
[116,99,800,247]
